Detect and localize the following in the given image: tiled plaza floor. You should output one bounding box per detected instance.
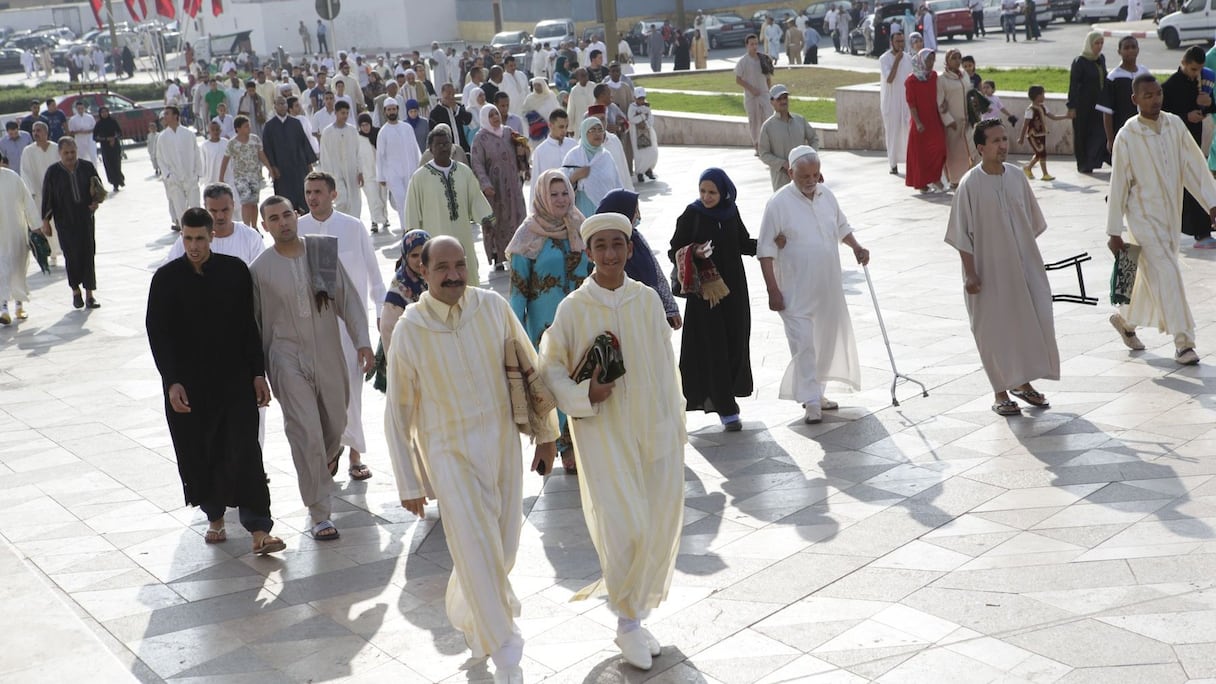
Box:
[3,141,1216,684]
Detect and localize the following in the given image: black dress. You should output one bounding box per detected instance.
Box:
[1162,68,1215,239]
[1067,54,1107,172]
[93,116,125,190]
[673,34,691,71]
[41,160,100,291]
[669,206,757,417]
[146,254,272,516]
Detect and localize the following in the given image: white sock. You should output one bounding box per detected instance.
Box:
[617,616,641,635]
[490,633,523,669]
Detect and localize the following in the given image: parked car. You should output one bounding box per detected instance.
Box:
[582,24,605,43]
[490,30,532,58]
[982,0,1031,28]
[852,2,915,55]
[1078,0,1149,21]
[805,0,856,33]
[53,92,158,143]
[625,18,668,56]
[926,0,977,38]
[753,7,801,24]
[0,47,24,73]
[704,13,756,48]
[4,33,58,51]
[1157,0,1214,47]
[533,18,575,48]
[1051,0,1082,21]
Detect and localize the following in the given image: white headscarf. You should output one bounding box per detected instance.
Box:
[479,103,504,137]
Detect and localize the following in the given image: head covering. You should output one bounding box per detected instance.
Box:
[506,169,586,259]
[690,168,738,223]
[1082,30,1104,61]
[890,21,904,35]
[596,189,640,221]
[404,98,424,128]
[579,117,604,158]
[769,84,789,99]
[476,104,500,135]
[357,112,379,146]
[580,212,633,244]
[911,48,934,82]
[787,145,818,168]
[633,87,647,99]
[393,229,431,304]
[907,31,923,52]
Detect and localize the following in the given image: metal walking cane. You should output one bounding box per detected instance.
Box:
[863,264,928,407]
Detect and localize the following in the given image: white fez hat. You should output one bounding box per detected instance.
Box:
[580,212,633,243]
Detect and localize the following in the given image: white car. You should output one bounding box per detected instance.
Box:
[1157,0,1214,48]
[1078,0,1150,21]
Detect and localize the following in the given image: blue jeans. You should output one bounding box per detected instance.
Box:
[1001,14,1017,38]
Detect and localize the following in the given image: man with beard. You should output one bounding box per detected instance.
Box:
[376,100,422,231]
[147,207,285,555]
[1162,45,1216,248]
[261,95,317,213]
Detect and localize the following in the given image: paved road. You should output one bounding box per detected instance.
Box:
[4,131,1216,682]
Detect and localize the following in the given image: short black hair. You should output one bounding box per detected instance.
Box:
[589,49,602,61]
[1118,35,1138,49]
[286,96,299,109]
[1133,72,1158,93]
[259,195,292,217]
[202,182,235,201]
[234,114,250,129]
[548,107,569,124]
[593,83,609,99]
[305,169,336,191]
[494,91,510,104]
[973,118,1003,147]
[163,105,180,117]
[4,121,16,130]
[1184,45,1207,65]
[504,55,515,64]
[335,100,351,112]
[180,207,214,231]
[1027,84,1045,100]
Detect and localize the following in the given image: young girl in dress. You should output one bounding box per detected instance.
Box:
[1019,84,1073,181]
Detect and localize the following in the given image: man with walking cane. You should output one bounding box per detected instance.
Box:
[758,146,867,424]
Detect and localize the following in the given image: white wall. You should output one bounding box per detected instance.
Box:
[224,0,459,56]
[0,3,89,36]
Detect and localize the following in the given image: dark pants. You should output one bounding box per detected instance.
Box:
[972,9,985,34]
[200,500,274,533]
[1025,12,1040,39]
[59,222,96,291]
[831,29,841,51]
[318,34,329,53]
[805,45,819,64]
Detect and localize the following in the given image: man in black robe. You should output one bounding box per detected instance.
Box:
[40,137,101,309]
[146,207,286,555]
[1162,45,1216,247]
[261,95,317,213]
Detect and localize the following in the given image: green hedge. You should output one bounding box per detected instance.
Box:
[0,81,166,115]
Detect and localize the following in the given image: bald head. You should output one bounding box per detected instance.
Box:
[420,236,468,304]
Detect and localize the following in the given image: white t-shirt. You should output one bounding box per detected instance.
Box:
[165,222,266,266]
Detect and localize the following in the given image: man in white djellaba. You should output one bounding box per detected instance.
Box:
[758,146,869,425]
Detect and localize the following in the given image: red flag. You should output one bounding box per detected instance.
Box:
[124,0,144,22]
[138,0,148,18]
[212,0,222,16]
[155,0,175,18]
[183,0,199,17]
[89,0,105,28]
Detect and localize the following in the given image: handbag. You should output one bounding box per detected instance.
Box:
[1110,244,1140,305]
[570,331,626,384]
[635,122,653,149]
[89,175,108,205]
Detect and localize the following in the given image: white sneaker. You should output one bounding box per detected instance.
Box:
[640,627,661,657]
[821,398,839,411]
[615,629,653,670]
[1176,348,1200,366]
[493,664,524,684]
[803,404,822,424]
[1109,313,1145,351]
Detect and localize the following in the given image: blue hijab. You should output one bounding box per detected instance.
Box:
[689,168,738,223]
[597,189,661,290]
[388,229,430,308]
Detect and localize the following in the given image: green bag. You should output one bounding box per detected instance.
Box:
[1109,244,1140,306]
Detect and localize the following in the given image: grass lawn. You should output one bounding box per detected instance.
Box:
[1,81,165,113]
[648,91,838,123]
[982,67,1172,96]
[635,67,877,99]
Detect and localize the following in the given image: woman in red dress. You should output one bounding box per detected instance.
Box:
[904,49,946,192]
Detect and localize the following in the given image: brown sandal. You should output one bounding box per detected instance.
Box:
[253,535,286,555]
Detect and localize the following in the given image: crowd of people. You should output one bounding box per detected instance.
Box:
[6,16,1216,682]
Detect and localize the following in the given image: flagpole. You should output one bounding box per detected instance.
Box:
[106,0,118,81]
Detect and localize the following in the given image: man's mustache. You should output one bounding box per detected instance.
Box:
[441,279,466,288]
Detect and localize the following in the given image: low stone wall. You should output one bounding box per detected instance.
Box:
[653,110,841,149]
[655,81,1081,156]
[834,83,1076,156]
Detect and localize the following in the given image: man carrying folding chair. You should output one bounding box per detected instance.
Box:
[758,145,868,425]
[946,119,1060,417]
